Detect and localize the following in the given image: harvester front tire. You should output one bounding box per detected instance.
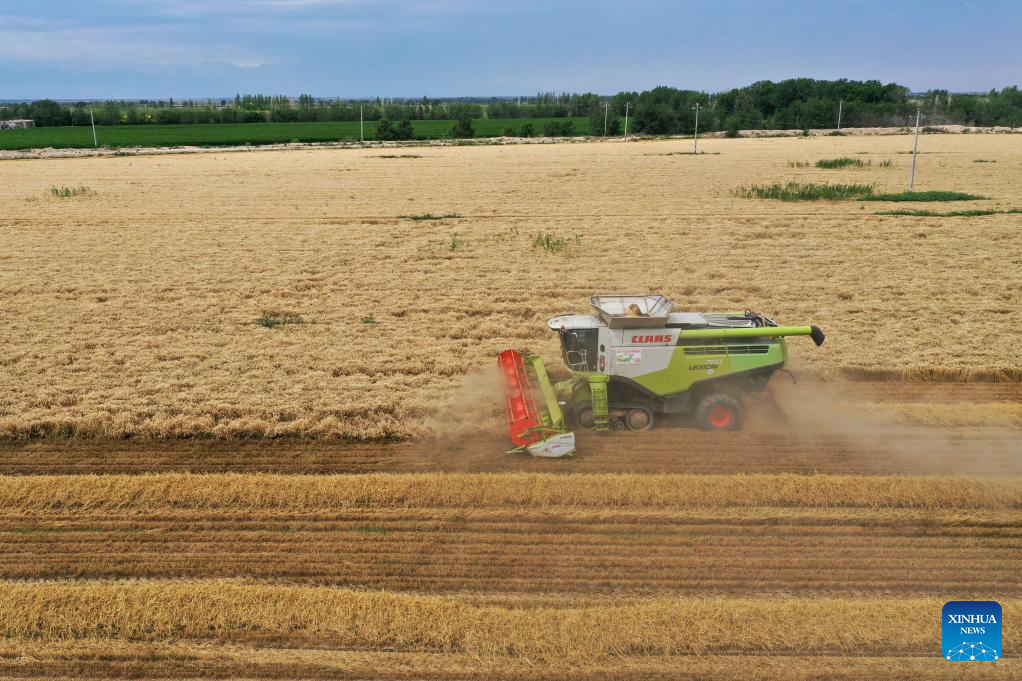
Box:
[695,393,742,431]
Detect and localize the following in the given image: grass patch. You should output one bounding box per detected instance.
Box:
[815,157,867,169]
[361,314,377,325]
[733,182,875,201]
[256,312,304,329]
[876,208,1022,217]
[49,184,95,197]
[861,191,986,202]
[375,154,422,159]
[973,159,996,163]
[399,213,461,221]
[532,233,580,253]
[788,158,889,169]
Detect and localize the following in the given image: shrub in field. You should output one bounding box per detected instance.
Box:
[879,159,894,167]
[50,184,94,197]
[861,191,987,202]
[256,312,304,328]
[375,118,412,141]
[520,122,536,137]
[450,117,475,139]
[395,118,414,140]
[733,182,875,201]
[543,120,576,137]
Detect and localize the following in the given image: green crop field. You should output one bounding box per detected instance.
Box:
[0,118,592,150]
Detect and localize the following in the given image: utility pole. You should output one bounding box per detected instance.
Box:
[603,102,609,136]
[692,102,701,154]
[837,98,843,131]
[909,105,921,191]
[90,109,98,147]
[359,106,364,142]
[623,102,630,139]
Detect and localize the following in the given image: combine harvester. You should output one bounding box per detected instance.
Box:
[498,294,825,457]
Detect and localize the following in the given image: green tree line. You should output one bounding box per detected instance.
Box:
[4,80,1021,133]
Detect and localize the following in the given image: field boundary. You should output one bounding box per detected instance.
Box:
[4,123,1021,160]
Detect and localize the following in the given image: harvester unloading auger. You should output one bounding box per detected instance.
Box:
[498,294,825,457]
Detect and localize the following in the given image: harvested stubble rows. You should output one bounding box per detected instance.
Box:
[2,644,1019,681]
[2,135,1021,440]
[1,471,1020,678]
[1,473,1020,594]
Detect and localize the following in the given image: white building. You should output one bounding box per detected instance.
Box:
[0,119,35,130]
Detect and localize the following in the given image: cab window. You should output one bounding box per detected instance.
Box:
[560,329,598,371]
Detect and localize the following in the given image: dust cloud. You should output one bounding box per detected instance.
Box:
[757,378,1022,476]
[413,365,514,469]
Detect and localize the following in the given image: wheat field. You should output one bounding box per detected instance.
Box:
[2,135,1021,679]
[2,134,1021,439]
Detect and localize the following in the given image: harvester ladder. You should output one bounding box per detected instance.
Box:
[588,376,610,431]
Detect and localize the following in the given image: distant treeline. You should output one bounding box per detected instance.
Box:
[4,80,1022,134]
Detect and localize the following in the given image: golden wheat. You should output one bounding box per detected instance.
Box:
[1,135,1020,439]
[0,472,1017,511]
[1,581,1016,662]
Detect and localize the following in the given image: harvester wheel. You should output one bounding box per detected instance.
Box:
[625,407,654,431]
[573,405,595,429]
[695,393,742,431]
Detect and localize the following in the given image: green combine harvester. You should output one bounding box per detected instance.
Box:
[498,294,825,457]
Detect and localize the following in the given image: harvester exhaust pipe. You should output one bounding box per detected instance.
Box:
[810,325,826,347]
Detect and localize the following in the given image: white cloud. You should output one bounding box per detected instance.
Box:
[0,25,267,68]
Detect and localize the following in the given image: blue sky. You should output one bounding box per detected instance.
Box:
[0,1,1018,99]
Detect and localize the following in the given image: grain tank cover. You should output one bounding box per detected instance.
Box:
[590,294,673,329]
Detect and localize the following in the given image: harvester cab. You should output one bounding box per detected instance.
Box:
[498,294,824,457]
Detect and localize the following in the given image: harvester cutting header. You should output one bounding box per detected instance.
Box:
[498,294,825,457]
